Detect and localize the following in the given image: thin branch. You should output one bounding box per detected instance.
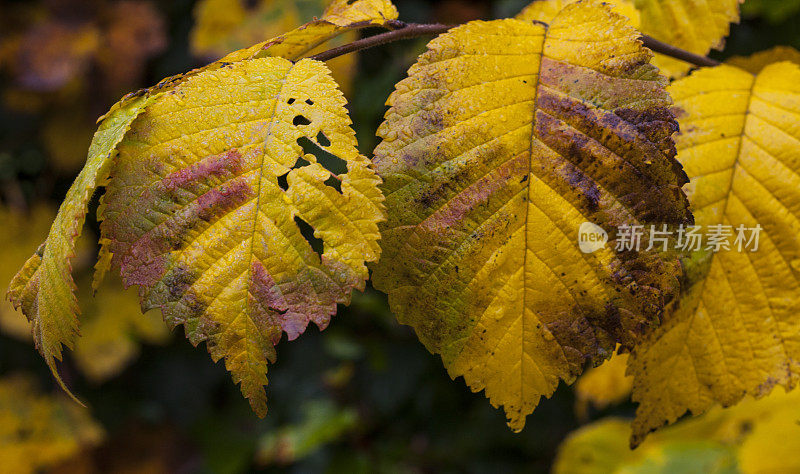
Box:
[640,36,720,67]
[309,23,454,62]
[308,21,720,69]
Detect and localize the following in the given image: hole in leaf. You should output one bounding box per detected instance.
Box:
[305,99,314,105]
[316,131,331,147]
[298,137,347,175]
[323,175,343,194]
[287,98,295,104]
[293,115,311,126]
[277,157,311,191]
[294,216,324,256]
[291,156,311,169]
[277,172,289,190]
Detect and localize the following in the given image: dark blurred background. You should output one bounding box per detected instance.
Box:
[0,0,798,472]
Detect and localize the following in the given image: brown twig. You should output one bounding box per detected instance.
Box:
[308,21,720,69]
[309,22,455,62]
[640,35,720,67]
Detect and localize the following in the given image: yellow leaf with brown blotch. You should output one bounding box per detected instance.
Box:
[372,1,692,431]
[7,95,156,401]
[628,60,800,446]
[99,57,384,416]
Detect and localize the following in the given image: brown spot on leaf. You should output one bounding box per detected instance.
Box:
[118,177,253,289]
[162,149,244,192]
[249,260,290,345]
[420,152,527,232]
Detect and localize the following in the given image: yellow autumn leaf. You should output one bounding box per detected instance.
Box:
[628,61,800,445]
[0,374,104,474]
[518,0,742,78]
[518,0,641,26]
[634,0,742,77]
[372,1,692,432]
[575,351,632,419]
[0,205,55,341]
[738,407,800,474]
[99,57,384,416]
[7,94,156,400]
[726,45,800,74]
[553,388,800,474]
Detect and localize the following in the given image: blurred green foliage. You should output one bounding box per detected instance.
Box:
[742,0,800,24]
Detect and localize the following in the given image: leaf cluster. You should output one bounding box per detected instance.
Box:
[6,0,800,449]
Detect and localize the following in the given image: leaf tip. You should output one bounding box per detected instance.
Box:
[249,395,269,419]
[46,356,86,408]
